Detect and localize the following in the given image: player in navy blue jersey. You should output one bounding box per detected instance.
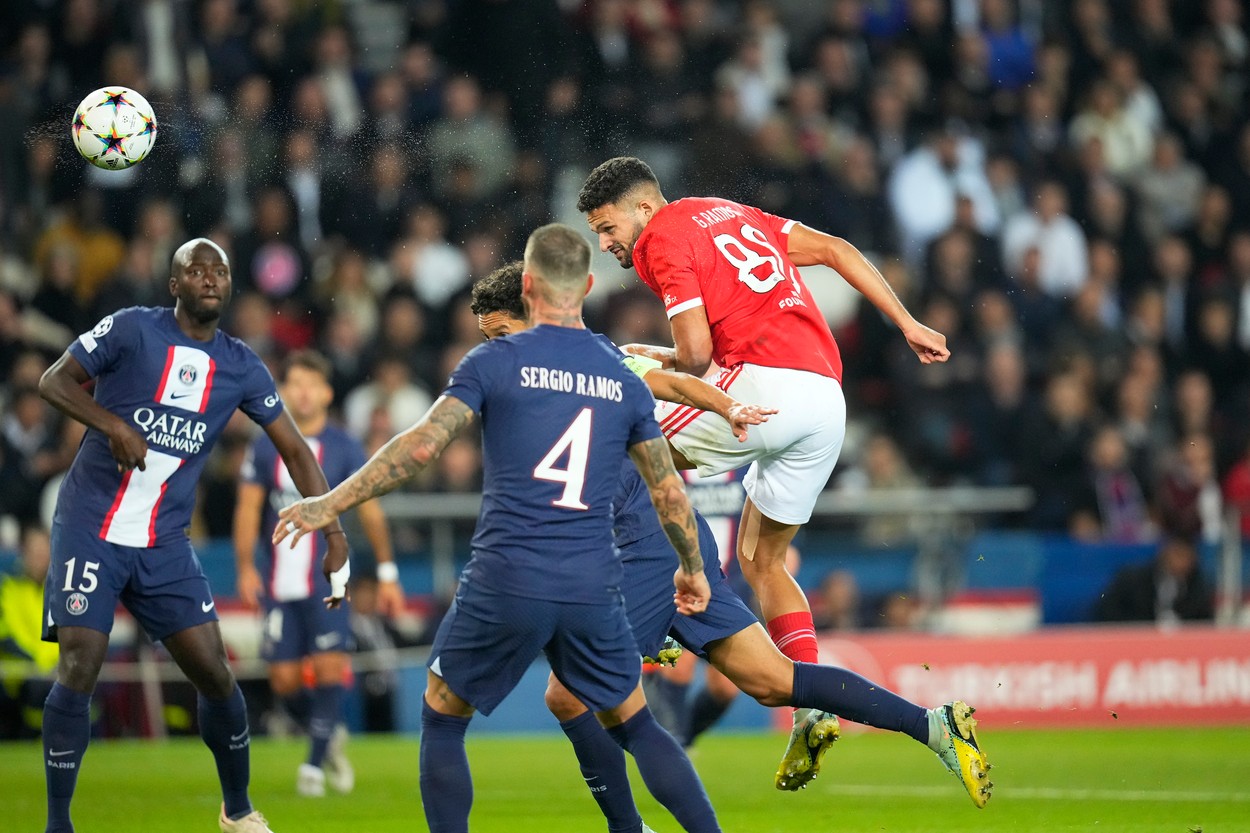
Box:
[470,262,994,816]
[233,349,402,798]
[36,238,346,833]
[275,224,724,833]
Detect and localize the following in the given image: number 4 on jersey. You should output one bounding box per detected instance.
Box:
[534,407,594,510]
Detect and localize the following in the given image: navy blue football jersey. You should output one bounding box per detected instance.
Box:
[57,306,284,547]
[443,325,661,603]
[242,423,367,601]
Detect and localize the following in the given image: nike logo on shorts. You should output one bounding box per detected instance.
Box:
[230,731,248,742]
[49,750,75,757]
[202,600,215,612]
[314,633,340,650]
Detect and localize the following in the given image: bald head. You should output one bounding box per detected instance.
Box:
[172,237,230,275]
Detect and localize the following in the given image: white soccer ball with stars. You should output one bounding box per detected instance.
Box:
[71,86,158,170]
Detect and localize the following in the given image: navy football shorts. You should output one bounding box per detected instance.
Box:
[43,520,218,643]
[427,580,640,716]
[622,520,759,661]
[261,596,354,662]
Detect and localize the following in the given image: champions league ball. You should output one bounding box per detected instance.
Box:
[71,86,158,170]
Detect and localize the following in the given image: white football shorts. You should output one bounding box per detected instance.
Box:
[655,363,845,525]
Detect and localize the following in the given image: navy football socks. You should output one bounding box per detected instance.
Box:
[281,689,312,730]
[606,708,721,833]
[791,662,930,744]
[419,701,473,833]
[685,687,734,747]
[43,683,91,833]
[198,684,253,820]
[559,711,643,833]
[307,684,344,768]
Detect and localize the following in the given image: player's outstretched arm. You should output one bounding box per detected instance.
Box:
[628,436,711,615]
[232,481,267,610]
[643,369,777,443]
[357,499,404,616]
[786,224,951,365]
[275,395,475,545]
[39,351,148,471]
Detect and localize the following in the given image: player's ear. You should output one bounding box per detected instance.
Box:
[584,272,595,298]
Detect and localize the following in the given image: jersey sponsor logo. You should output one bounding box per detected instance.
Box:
[201,600,215,612]
[132,407,209,454]
[520,366,623,402]
[66,592,89,615]
[263,393,280,408]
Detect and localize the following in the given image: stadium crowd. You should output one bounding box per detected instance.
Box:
[1,0,1250,552]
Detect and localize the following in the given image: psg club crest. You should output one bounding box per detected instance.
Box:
[66,592,89,615]
[178,364,198,385]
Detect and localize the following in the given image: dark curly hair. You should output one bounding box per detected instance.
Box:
[470,260,525,319]
[576,157,660,213]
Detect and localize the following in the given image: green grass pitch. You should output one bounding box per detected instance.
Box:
[3,726,1249,832]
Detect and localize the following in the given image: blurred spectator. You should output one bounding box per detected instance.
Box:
[312,26,366,141]
[1093,535,1214,624]
[716,33,788,131]
[1222,438,1250,537]
[811,570,861,632]
[1072,425,1154,543]
[979,0,1036,91]
[0,387,65,524]
[330,143,418,260]
[1001,180,1087,298]
[1155,432,1223,544]
[964,342,1033,486]
[1133,133,1205,243]
[343,354,435,445]
[0,524,58,739]
[195,0,253,95]
[32,192,125,307]
[888,122,999,262]
[426,75,516,201]
[392,203,470,311]
[1183,185,1234,284]
[315,248,380,339]
[1020,373,1097,530]
[1069,76,1154,180]
[820,137,898,258]
[836,432,923,546]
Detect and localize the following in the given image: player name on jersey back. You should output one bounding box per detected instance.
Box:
[520,365,624,402]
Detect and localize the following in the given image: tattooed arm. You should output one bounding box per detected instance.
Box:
[274,395,476,547]
[628,435,710,614]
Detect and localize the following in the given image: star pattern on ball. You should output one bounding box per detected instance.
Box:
[94,124,127,156]
[102,89,131,109]
[140,114,157,136]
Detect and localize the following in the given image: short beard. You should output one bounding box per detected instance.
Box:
[184,300,223,325]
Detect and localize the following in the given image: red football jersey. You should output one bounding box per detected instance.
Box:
[632,197,843,381]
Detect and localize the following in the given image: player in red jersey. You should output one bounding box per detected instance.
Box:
[579,157,950,787]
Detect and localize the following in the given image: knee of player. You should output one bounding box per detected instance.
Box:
[543,675,585,721]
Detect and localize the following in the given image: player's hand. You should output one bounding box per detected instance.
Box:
[237,564,264,611]
[274,496,336,547]
[106,421,148,472]
[321,532,350,609]
[725,402,778,442]
[902,322,950,365]
[673,568,711,616]
[375,576,405,618]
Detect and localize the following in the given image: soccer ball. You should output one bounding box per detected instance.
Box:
[71,86,158,170]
